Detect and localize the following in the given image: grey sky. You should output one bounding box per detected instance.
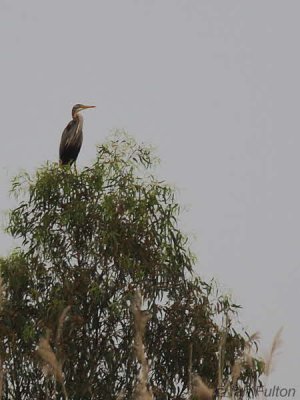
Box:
[1,0,299,392]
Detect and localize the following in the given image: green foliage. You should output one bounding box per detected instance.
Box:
[0,133,262,399]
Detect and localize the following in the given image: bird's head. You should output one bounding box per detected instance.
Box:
[72,104,96,117]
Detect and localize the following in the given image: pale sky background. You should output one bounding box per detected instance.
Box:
[0,0,299,394]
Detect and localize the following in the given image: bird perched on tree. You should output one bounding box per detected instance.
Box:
[59,103,96,165]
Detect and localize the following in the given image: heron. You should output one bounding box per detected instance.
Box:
[59,104,96,165]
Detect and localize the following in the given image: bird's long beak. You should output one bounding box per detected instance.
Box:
[81,105,96,110]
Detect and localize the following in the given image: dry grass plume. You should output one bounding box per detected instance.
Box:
[263,327,283,376]
[131,290,153,400]
[190,375,213,400]
[37,306,71,400]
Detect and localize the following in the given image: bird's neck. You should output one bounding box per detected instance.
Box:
[74,113,84,135]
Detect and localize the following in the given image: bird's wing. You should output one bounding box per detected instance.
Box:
[59,120,76,159]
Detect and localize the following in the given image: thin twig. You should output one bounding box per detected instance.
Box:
[188,343,193,395]
[217,312,230,392]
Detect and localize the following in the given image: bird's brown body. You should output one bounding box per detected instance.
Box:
[59,104,95,165]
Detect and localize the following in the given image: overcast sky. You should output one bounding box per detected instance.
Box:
[0,0,299,393]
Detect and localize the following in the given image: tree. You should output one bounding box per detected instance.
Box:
[0,133,263,399]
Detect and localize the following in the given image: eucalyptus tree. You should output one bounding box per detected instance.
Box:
[0,134,263,399]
